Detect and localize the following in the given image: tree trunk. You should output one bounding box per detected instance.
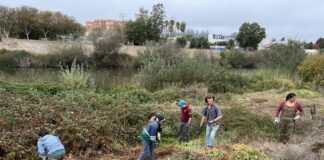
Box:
[25,26,30,40]
[43,32,48,40]
[26,33,30,40]
[3,30,10,38]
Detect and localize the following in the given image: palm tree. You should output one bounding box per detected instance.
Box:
[176,21,180,35]
[180,22,186,35]
[168,19,175,36]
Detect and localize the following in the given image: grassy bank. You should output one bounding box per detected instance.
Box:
[0,81,287,159]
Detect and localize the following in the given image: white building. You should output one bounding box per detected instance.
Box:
[258,38,288,50]
[208,34,231,43]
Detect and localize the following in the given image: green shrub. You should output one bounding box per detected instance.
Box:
[260,40,307,70]
[298,54,324,81]
[106,87,154,104]
[60,58,90,89]
[0,82,64,95]
[0,50,33,68]
[208,70,248,93]
[153,88,180,103]
[137,44,185,90]
[0,86,153,159]
[176,36,187,48]
[44,44,87,68]
[219,107,278,141]
[190,37,209,49]
[0,45,88,69]
[287,89,322,99]
[89,52,136,68]
[221,50,261,68]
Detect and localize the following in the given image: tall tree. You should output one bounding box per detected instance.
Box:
[150,3,165,41]
[176,21,180,34]
[39,11,53,39]
[316,38,324,49]
[164,20,169,35]
[236,22,266,50]
[0,6,17,38]
[124,4,166,45]
[16,6,39,40]
[168,19,175,36]
[180,22,186,35]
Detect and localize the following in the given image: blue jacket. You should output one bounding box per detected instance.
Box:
[37,135,65,156]
[141,120,159,143]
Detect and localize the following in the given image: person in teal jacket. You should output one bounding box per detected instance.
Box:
[139,113,165,160]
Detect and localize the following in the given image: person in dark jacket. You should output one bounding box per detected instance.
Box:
[37,128,65,160]
[139,113,165,160]
[199,95,223,148]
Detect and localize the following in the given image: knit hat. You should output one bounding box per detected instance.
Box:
[177,99,186,107]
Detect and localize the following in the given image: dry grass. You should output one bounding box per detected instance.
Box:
[0,38,220,57]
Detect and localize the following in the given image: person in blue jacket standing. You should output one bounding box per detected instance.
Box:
[37,128,65,160]
[139,113,165,160]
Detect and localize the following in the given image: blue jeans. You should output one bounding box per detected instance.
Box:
[47,149,65,160]
[139,137,154,160]
[206,124,220,147]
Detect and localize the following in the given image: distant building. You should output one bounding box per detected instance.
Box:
[258,38,288,50]
[210,45,226,51]
[208,34,237,51]
[85,19,125,35]
[208,34,233,43]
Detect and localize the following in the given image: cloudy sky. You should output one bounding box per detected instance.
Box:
[1,0,324,42]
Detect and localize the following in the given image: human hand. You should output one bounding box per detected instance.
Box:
[294,115,301,121]
[274,117,280,124]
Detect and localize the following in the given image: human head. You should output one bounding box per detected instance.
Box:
[286,93,296,102]
[38,128,49,137]
[156,113,165,124]
[177,99,186,107]
[205,95,215,105]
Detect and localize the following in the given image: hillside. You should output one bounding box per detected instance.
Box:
[0,38,220,57]
[0,81,323,159]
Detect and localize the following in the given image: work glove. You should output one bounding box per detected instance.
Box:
[274,117,280,124]
[208,120,213,125]
[185,123,190,128]
[294,115,301,121]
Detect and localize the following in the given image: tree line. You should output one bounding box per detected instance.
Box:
[0,5,85,40]
[123,4,186,45]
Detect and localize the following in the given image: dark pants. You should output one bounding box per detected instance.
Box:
[178,122,190,142]
[279,108,296,143]
[139,137,154,160]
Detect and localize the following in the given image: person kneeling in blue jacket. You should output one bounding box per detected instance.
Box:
[139,113,165,160]
[37,128,65,160]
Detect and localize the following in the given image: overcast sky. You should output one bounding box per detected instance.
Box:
[1,0,324,42]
